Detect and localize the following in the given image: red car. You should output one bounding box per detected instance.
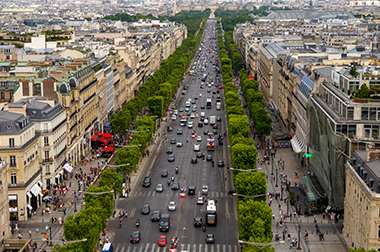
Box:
[130,231,141,243]
[158,235,167,246]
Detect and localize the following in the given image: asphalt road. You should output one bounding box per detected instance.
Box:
[108,18,240,252]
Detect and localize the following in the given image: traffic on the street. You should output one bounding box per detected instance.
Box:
[109,18,240,252]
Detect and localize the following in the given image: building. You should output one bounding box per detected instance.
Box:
[344,150,380,250]
[0,157,10,241]
[6,98,67,189]
[0,111,40,222]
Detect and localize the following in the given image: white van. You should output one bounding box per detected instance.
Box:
[216,102,221,110]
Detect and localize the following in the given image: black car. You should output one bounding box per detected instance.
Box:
[191,158,197,164]
[179,107,184,112]
[212,129,218,135]
[206,155,213,161]
[142,177,151,187]
[217,116,221,122]
[198,122,203,127]
[203,130,209,135]
[151,210,161,222]
[196,152,203,158]
[201,104,205,109]
[171,182,180,190]
[188,186,196,195]
[177,129,183,135]
[217,160,225,167]
[168,154,175,162]
[194,217,203,227]
[161,170,168,177]
[191,100,196,104]
[206,234,215,243]
[167,147,173,154]
[170,138,176,144]
[141,204,150,214]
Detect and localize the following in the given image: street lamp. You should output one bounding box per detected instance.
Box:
[74,193,77,212]
[297,224,301,250]
[271,159,274,175]
[275,168,279,187]
[49,227,53,246]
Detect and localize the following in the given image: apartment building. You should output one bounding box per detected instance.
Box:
[344,150,380,250]
[0,158,10,241]
[0,111,40,221]
[6,98,67,189]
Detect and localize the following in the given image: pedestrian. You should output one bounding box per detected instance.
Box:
[44,233,48,244]
[29,229,32,238]
[35,228,39,234]
[18,233,23,239]
[314,215,317,223]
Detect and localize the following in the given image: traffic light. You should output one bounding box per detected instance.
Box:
[305,153,313,158]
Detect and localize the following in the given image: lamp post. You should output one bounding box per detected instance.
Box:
[297,224,301,250]
[74,192,77,212]
[280,185,283,201]
[49,227,53,246]
[275,168,279,187]
[271,159,274,175]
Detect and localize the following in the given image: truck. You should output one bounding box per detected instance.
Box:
[207,138,215,151]
[210,115,216,126]
[206,199,217,225]
[159,214,170,232]
[216,102,221,110]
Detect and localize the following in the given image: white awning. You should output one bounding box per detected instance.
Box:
[9,207,17,213]
[26,204,32,210]
[63,163,73,173]
[39,192,44,197]
[26,192,32,198]
[30,184,42,197]
[38,180,43,187]
[58,170,64,175]
[290,134,306,153]
[8,195,17,200]
[55,174,60,178]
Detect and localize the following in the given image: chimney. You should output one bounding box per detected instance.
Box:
[367,150,380,162]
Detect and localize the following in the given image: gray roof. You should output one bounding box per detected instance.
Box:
[353,150,380,193]
[0,111,32,134]
[265,10,355,21]
[314,67,332,78]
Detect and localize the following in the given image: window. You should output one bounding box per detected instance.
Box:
[44,136,49,146]
[45,165,50,175]
[10,156,16,167]
[44,151,49,160]
[10,173,16,185]
[9,138,14,148]
[378,225,380,238]
[0,92,4,100]
[43,123,48,133]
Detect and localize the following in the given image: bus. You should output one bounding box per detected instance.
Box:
[206,98,212,109]
[206,199,217,225]
[207,138,215,151]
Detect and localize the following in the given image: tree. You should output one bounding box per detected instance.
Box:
[356,83,371,98]
[254,108,272,136]
[115,146,140,173]
[349,248,377,252]
[226,105,245,116]
[234,172,266,201]
[99,169,123,195]
[228,115,250,138]
[231,144,257,170]
[230,137,255,146]
[147,96,164,116]
[84,186,114,219]
[350,65,357,77]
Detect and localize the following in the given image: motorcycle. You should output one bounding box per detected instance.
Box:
[136,219,140,227]
[175,167,179,174]
[167,179,171,186]
[119,220,122,228]
[171,175,175,182]
[202,225,206,232]
[212,161,214,167]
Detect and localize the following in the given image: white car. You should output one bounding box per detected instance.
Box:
[194,144,200,152]
[190,113,195,119]
[174,110,178,115]
[168,201,176,211]
[188,122,193,128]
[204,119,209,125]
[172,115,177,121]
[202,185,208,195]
[197,135,202,142]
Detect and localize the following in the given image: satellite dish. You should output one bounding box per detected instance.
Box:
[67,56,73,61]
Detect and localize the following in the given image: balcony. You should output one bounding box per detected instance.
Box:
[42,158,54,164]
[8,167,42,189]
[0,132,40,151]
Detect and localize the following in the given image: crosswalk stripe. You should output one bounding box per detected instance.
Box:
[217,244,220,252]
[210,244,214,252]
[125,245,131,252]
[180,243,185,251]
[228,245,231,252]
[199,244,203,252]
[120,245,125,252]
[144,243,150,252]
[193,243,197,252]
[187,243,191,252]
[116,243,241,252]
[223,244,226,252]
[205,244,208,252]
[147,191,151,197]
[115,243,121,252]
[234,245,238,252]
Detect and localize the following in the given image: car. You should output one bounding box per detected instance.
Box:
[198,122,203,127]
[196,152,203,158]
[188,122,193,128]
[194,144,200,151]
[185,107,190,112]
[156,184,164,192]
[204,119,209,125]
[218,160,225,167]
[201,104,205,109]
[177,129,183,135]
[197,135,202,142]
[172,115,177,121]
[194,217,203,227]
[197,197,205,205]
[151,210,161,222]
[174,110,178,115]
[190,113,195,119]
[207,89,211,93]
[192,100,196,104]
[161,170,168,177]
[218,86,223,89]
[192,108,197,112]
[217,116,221,122]
[194,96,198,100]
[206,155,212,161]
[130,231,141,243]
[206,234,215,243]
[158,235,167,247]
[191,157,197,164]
[141,204,150,214]
[203,130,209,135]
[213,125,218,129]
[212,129,218,135]
[176,140,183,147]
[188,186,196,195]
[167,147,173,154]
[168,201,177,211]
[202,185,208,195]
[170,138,176,144]
[171,182,180,190]
[143,177,151,187]
[179,107,184,112]
[168,154,175,162]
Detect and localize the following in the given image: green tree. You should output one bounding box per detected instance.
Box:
[254,108,272,136]
[356,83,371,98]
[226,105,245,116]
[234,172,266,201]
[350,248,377,252]
[231,144,257,170]
[228,115,250,138]
[147,96,164,116]
[99,169,123,195]
[115,146,140,173]
[350,65,358,77]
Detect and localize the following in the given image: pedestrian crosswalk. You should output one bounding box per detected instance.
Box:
[114,243,239,252]
[131,191,228,198]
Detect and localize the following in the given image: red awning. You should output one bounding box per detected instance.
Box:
[102,146,115,153]
[103,133,112,138]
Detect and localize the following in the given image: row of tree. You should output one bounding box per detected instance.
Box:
[217,18,273,252]
[103,13,158,22]
[160,10,211,35]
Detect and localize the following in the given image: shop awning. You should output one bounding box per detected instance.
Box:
[8,195,17,200]
[63,163,73,173]
[9,207,17,213]
[290,134,306,153]
[26,192,32,198]
[59,170,64,175]
[26,204,32,210]
[30,184,42,197]
[38,180,43,187]
[39,192,44,197]
[55,174,60,178]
